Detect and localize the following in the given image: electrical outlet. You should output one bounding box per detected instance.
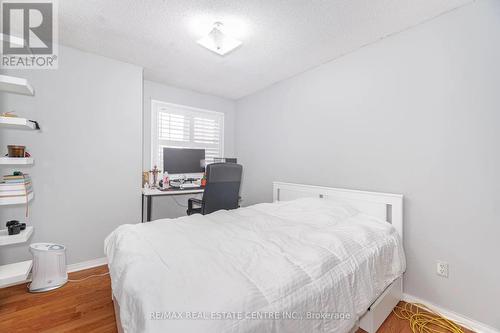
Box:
[436,261,449,278]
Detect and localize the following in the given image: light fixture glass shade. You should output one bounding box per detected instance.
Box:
[197,23,242,56]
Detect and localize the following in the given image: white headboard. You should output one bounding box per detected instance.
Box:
[273,182,403,239]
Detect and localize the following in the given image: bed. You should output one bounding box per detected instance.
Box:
[105,182,406,333]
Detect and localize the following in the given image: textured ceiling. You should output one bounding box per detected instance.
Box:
[60,0,472,99]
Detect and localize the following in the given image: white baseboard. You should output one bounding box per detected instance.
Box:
[403,294,499,333]
[3,257,108,288]
[67,257,107,273]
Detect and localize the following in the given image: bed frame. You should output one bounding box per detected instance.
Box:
[113,182,404,333]
[273,182,404,333]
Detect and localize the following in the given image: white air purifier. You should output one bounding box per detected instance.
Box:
[29,243,68,292]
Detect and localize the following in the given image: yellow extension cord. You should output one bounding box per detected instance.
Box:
[392,303,466,333]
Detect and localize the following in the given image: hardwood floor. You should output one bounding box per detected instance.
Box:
[0,265,472,333]
[0,265,115,333]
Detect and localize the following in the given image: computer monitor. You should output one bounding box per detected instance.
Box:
[163,148,205,174]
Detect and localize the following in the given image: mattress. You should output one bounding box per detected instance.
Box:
[105,197,406,333]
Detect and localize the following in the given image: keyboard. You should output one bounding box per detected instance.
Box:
[179,183,201,189]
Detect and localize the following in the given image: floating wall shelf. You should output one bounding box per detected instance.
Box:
[0,117,37,130]
[0,226,33,246]
[0,75,34,96]
[0,157,34,165]
[0,260,32,287]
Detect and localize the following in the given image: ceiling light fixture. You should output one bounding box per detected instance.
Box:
[197,22,242,56]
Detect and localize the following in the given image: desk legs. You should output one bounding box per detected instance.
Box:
[142,194,153,223]
[147,195,152,222]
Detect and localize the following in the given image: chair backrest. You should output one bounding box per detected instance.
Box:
[201,163,242,215]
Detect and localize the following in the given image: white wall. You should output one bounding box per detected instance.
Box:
[235,0,500,329]
[143,80,236,220]
[0,46,143,265]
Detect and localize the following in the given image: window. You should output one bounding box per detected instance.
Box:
[151,100,224,170]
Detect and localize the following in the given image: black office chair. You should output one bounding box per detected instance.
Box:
[187,163,243,216]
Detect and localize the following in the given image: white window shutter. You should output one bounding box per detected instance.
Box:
[158,111,190,142]
[151,101,224,169]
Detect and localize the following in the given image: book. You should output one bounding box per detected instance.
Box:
[0,186,32,192]
[0,182,31,188]
[3,179,31,184]
[0,190,32,197]
[0,192,33,205]
[3,176,31,182]
[3,175,29,179]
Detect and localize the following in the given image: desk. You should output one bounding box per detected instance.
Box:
[142,188,204,222]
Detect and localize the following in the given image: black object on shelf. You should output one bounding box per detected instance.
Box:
[6,220,26,235]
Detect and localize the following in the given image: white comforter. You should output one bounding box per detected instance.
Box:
[105,198,405,333]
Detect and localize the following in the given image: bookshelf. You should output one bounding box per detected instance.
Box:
[0,75,36,288]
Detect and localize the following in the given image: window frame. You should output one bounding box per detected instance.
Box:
[150,99,225,171]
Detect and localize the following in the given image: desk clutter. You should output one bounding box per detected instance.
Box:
[143,165,205,190]
[142,148,237,191]
[140,148,240,222]
[141,162,242,222]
